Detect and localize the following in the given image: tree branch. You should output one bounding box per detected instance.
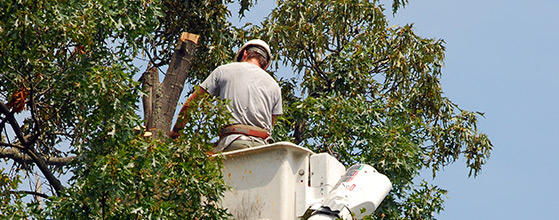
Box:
[293,119,307,144]
[23,149,65,195]
[0,102,29,145]
[0,142,23,149]
[0,102,65,195]
[0,116,7,132]
[0,147,75,166]
[140,66,159,130]
[8,190,50,199]
[145,32,200,137]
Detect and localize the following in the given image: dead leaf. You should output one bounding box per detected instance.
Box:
[7,87,28,113]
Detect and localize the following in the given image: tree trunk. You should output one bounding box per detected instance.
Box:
[141,32,200,138]
[141,66,159,131]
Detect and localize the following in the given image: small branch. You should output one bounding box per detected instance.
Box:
[8,190,50,199]
[0,142,24,149]
[29,81,40,135]
[53,131,74,139]
[24,149,65,195]
[0,116,7,132]
[0,102,65,195]
[0,102,29,145]
[142,47,159,69]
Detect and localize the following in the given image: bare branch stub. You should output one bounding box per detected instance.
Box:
[143,32,200,138]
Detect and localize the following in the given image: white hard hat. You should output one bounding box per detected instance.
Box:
[235,39,272,69]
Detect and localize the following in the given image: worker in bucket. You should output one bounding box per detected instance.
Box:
[169,39,282,152]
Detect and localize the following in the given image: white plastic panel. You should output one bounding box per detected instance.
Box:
[308,153,346,200]
[220,143,391,220]
[220,142,313,220]
[323,164,392,219]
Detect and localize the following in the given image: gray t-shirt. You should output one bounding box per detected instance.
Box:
[200,62,282,148]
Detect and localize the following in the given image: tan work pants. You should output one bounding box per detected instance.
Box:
[221,135,266,152]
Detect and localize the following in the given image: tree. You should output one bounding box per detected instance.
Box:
[0,0,492,219]
[0,0,238,218]
[254,0,492,218]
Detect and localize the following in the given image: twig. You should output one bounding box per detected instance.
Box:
[7,190,49,199]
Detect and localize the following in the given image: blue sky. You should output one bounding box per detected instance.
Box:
[389,1,559,219]
[229,0,559,219]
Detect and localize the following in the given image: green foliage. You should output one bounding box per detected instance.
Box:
[241,0,493,218]
[0,0,492,219]
[0,0,160,164]
[400,182,447,220]
[40,96,231,219]
[139,0,240,84]
[0,0,234,218]
[0,169,27,219]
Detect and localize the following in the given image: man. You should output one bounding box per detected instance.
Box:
[169,40,282,152]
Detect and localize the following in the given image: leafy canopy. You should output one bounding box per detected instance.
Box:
[0,0,235,218]
[0,0,492,219]
[242,0,492,218]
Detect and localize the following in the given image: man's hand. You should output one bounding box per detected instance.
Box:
[169,130,180,139]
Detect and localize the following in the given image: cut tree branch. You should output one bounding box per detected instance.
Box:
[142,32,200,138]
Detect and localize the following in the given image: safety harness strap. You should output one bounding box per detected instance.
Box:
[220,124,270,139]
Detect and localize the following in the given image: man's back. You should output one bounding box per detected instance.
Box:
[170,40,279,151]
[201,62,282,136]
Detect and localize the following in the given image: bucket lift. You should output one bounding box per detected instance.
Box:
[219,142,391,220]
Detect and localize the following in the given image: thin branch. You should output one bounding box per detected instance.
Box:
[0,142,24,149]
[22,149,65,195]
[0,102,65,195]
[8,190,50,199]
[27,85,43,148]
[3,125,10,146]
[0,116,7,132]
[303,44,328,83]
[0,103,29,145]
[53,131,74,139]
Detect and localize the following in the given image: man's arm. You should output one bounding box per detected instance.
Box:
[169,87,209,138]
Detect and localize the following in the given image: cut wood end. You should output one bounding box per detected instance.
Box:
[180,32,200,44]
